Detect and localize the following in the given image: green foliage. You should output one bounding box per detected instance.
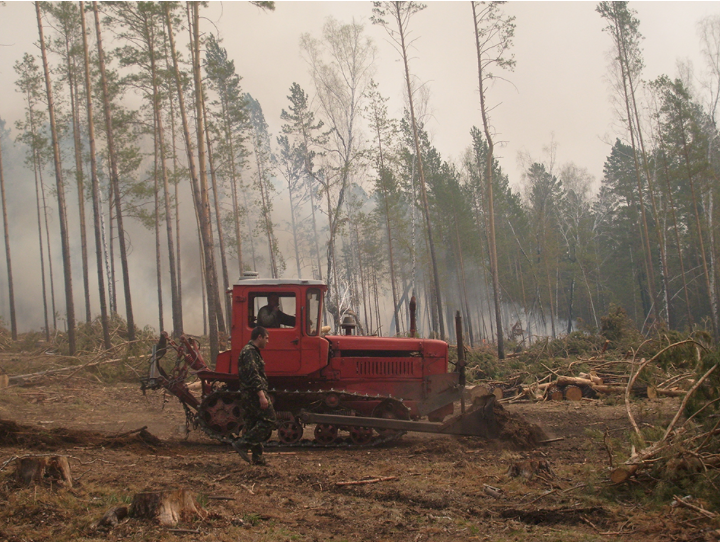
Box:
[600,303,641,350]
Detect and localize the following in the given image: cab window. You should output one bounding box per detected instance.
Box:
[306,289,321,336]
[249,292,297,329]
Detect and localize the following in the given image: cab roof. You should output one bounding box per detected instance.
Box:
[233,278,326,287]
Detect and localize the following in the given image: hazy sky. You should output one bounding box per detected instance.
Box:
[0,1,718,334]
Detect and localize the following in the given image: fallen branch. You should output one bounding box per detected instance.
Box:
[8,355,148,384]
[672,496,717,519]
[106,426,148,439]
[335,476,398,486]
[538,437,564,444]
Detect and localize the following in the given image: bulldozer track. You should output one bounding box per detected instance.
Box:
[193,388,408,449]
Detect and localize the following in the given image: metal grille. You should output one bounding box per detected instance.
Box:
[355,360,414,376]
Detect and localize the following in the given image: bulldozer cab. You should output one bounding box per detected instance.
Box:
[220,279,329,377]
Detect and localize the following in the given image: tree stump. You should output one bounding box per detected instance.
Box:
[0,374,8,388]
[506,459,554,480]
[130,489,201,526]
[564,385,583,402]
[93,505,129,531]
[15,455,72,488]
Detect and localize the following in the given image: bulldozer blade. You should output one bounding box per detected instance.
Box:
[436,394,498,438]
[298,393,498,438]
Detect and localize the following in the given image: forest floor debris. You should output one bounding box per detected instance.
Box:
[1,349,719,541]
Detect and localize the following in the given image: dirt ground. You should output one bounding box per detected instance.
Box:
[0,352,718,542]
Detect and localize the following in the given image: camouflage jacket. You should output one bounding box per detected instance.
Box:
[238,341,269,393]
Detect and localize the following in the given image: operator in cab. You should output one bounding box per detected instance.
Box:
[257,293,296,328]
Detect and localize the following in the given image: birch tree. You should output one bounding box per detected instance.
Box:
[300,17,375,326]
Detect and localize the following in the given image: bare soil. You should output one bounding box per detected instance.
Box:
[0,352,717,542]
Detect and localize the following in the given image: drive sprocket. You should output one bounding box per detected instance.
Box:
[197,390,244,442]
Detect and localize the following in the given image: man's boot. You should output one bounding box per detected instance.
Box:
[232,439,251,464]
[251,445,267,466]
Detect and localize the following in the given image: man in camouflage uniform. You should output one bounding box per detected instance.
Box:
[232,326,277,465]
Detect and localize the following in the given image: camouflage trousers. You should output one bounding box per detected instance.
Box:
[237,391,277,455]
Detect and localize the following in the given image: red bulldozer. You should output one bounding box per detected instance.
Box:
[142,276,497,447]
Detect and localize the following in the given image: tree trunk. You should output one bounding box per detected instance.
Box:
[93,0,135,341]
[152,117,164,333]
[37,1,76,354]
[31,144,50,341]
[219,96,244,276]
[64,27,92,324]
[375,127,400,335]
[79,0,111,349]
[393,2,444,340]
[612,10,658,325]
[106,174,116,315]
[167,77,183,332]
[0,137,17,340]
[147,11,181,337]
[204,103,231,330]
[472,2,503,358]
[679,113,718,338]
[188,2,220,357]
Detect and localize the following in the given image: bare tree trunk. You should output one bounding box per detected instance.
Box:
[216,94,244,277]
[147,11,181,337]
[204,103,231,330]
[79,0,111,349]
[187,2,220,356]
[63,29,92,324]
[152,118,164,333]
[93,0,135,340]
[392,2,444,340]
[472,1,503,357]
[610,11,658,325]
[252,139,278,278]
[306,177,322,281]
[32,146,50,341]
[167,83,183,330]
[106,174,116,315]
[166,1,217,350]
[455,217,474,346]
[375,125,400,335]
[0,136,17,340]
[37,1,76,354]
[679,115,718,338]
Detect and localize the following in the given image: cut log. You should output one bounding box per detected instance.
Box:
[556,376,594,387]
[0,374,8,388]
[465,384,490,402]
[129,489,201,526]
[547,385,563,401]
[491,387,504,401]
[609,464,638,484]
[15,455,72,488]
[564,385,583,402]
